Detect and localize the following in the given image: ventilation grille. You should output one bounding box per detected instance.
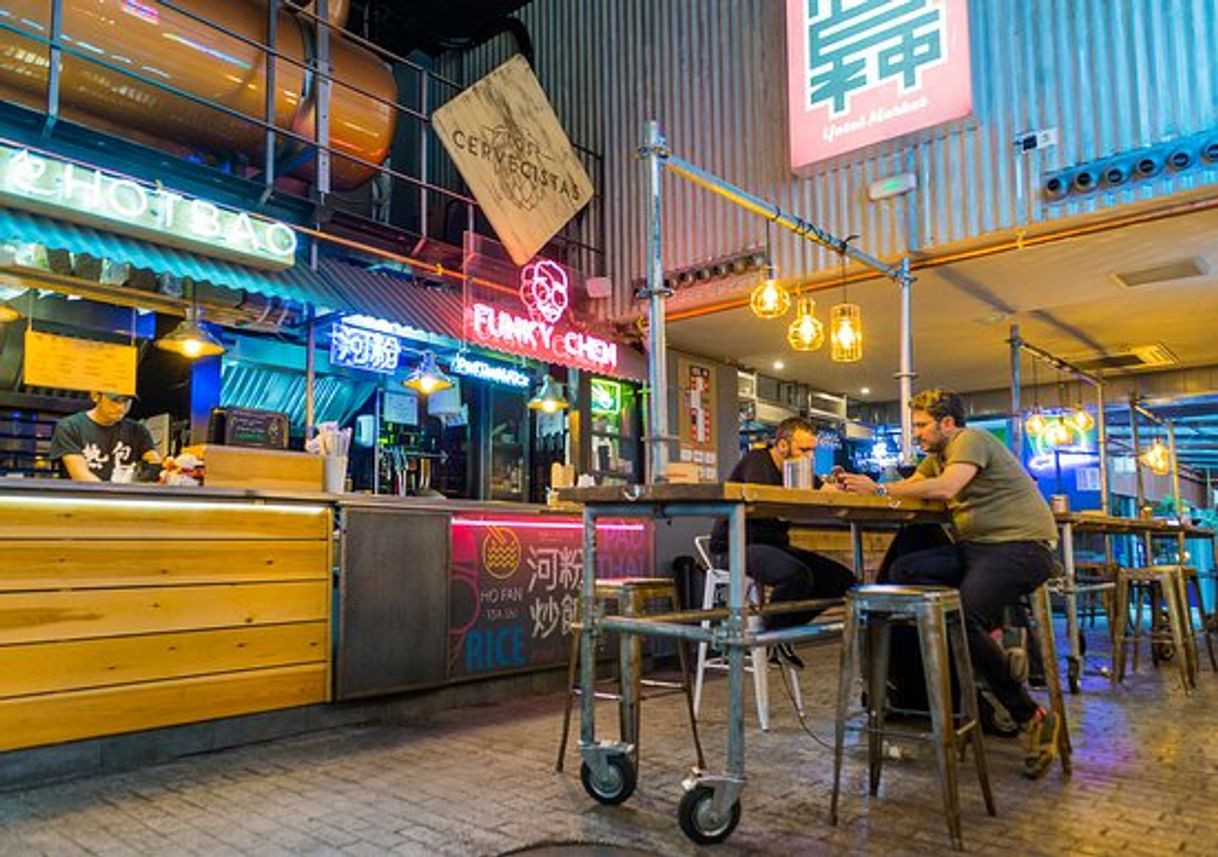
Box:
[1070,344,1178,372]
[1111,258,1207,288]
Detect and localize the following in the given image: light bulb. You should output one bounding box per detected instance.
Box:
[418,376,438,394]
[759,282,778,309]
[181,338,204,359]
[1068,408,1094,431]
[1025,411,1048,436]
[541,399,559,414]
[836,319,857,347]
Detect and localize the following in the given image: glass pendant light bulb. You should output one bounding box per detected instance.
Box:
[749,264,790,320]
[786,296,824,351]
[1024,409,1047,436]
[403,351,454,394]
[830,302,863,362]
[528,375,569,412]
[1068,407,1094,432]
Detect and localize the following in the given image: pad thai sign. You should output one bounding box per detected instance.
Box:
[466,260,618,373]
[786,0,973,171]
[432,55,593,265]
[0,145,298,268]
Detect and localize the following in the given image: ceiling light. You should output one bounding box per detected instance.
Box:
[1140,439,1172,476]
[154,305,226,359]
[528,375,569,413]
[773,360,785,371]
[860,387,870,395]
[1067,408,1095,432]
[403,350,454,394]
[749,263,790,319]
[787,296,824,352]
[1024,408,1048,436]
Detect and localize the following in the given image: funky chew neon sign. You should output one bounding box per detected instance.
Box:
[0,145,298,268]
[468,260,618,373]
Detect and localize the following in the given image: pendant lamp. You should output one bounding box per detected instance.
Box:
[528,375,569,413]
[155,304,226,359]
[1140,439,1172,476]
[403,350,454,394]
[749,223,790,319]
[787,295,825,351]
[830,241,863,362]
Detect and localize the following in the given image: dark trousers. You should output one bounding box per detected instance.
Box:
[889,540,1055,723]
[733,543,856,631]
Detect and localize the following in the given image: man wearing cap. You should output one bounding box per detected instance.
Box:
[49,392,160,482]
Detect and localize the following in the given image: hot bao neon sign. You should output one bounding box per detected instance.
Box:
[0,145,298,268]
[468,260,618,373]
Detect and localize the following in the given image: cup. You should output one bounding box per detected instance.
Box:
[323,455,348,493]
[1050,494,1070,515]
[783,457,813,490]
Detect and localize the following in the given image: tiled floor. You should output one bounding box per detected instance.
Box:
[2,627,1216,856]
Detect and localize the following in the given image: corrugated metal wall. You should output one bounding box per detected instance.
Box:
[445,0,1218,319]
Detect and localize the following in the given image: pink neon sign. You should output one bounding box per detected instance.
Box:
[786,0,973,172]
[466,262,620,373]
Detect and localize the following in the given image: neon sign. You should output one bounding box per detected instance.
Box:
[590,378,622,414]
[0,145,298,268]
[450,353,530,388]
[330,322,401,373]
[467,261,619,373]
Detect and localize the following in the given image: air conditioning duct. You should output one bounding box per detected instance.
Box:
[0,0,396,190]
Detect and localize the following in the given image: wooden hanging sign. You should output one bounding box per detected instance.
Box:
[431,55,593,265]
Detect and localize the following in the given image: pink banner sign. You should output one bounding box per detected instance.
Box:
[786,0,973,171]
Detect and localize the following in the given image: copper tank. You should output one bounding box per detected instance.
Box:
[0,0,396,190]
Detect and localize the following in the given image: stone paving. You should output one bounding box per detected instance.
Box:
[1,627,1217,856]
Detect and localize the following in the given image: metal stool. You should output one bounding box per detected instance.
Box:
[831,585,995,851]
[1112,565,1195,694]
[1026,579,1073,774]
[555,577,705,772]
[1180,566,1218,675]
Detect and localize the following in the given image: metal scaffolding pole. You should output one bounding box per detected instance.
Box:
[639,119,914,475]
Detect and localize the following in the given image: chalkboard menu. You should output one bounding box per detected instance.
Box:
[208,407,289,449]
[448,513,653,677]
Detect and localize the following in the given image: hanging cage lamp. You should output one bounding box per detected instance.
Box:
[830,302,863,362]
[787,296,825,351]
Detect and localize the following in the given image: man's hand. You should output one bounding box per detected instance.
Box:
[839,473,878,494]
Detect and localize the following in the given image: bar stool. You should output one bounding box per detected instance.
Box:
[1180,566,1218,674]
[1026,578,1073,773]
[830,585,995,851]
[555,577,705,773]
[691,536,804,731]
[1113,565,1207,693]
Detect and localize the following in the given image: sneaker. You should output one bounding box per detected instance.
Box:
[768,642,805,671]
[1019,707,1060,779]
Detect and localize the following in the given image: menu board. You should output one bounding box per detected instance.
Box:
[448,514,653,677]
[23,330,136,395]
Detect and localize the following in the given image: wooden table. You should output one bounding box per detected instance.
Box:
[556,482,944,844]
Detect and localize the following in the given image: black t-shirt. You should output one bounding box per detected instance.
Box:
[48,412,155,482]
[709,447,822,553]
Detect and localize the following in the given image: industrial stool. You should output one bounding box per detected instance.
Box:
[1113,565,1210,693]
[830,585,995,851]
[691,536,804,731]
[555,577,705,773]
[1180,566,1218,674]
[1026,579,1073,773]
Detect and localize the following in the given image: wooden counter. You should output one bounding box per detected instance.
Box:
[0,487,333,752]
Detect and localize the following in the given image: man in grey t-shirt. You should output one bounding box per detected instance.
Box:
[841,389,1060,779]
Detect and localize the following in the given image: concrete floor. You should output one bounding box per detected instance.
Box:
[1,626,1216,856]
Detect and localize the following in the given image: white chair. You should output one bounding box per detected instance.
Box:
[692,535,804,731]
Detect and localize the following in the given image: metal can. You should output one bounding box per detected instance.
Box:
[1050,494,1070,515]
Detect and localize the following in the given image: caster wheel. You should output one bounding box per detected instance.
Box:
[978,693,1019,737]
[1067,658,1081,695]
[678,785,741,845]
[580,755,636,806]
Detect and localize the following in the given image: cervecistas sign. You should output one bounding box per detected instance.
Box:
[0,144,299,269]
[431,55,594,266]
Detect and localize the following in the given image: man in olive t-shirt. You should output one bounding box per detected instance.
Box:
[841,389,1061,779]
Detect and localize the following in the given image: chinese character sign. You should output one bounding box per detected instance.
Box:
[329,322,402,374]
[448,515,652,678]
[786,0,972,171]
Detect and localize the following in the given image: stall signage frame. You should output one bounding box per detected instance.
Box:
[329,321,401,374]
[590,378,623,415]
[466,260,619,374]
[23,329,137,395]
[448,514,653,677]
[0,144,299,269]
[786,0,973,172]
[431,55,594,266]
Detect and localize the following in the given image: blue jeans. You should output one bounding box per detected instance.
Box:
[889,540,1055,723]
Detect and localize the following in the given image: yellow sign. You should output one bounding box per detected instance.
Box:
[431,55,594,265]
[23,330,137,395]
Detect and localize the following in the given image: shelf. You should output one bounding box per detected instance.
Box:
[590,430,631,439]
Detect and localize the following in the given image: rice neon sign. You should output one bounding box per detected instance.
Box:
[0,145,298,269]
[467,261,619,373]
